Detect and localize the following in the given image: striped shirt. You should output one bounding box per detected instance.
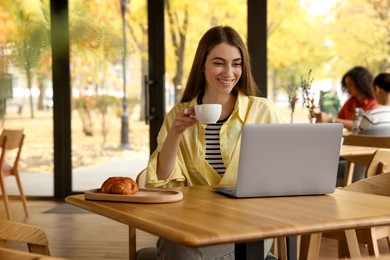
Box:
[359,106,390,132]
[205,119,228,175]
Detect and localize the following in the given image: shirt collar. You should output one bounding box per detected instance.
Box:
[236,90,248,123]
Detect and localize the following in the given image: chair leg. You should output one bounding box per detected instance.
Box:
[13,169,29,217]
[0,173,11,220]
[271,238,277,257]
[361,228,380,257]
[344,229,361,258]
[276,237,287,260]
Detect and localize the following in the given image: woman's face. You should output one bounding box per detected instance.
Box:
[344,76,359,97]
[203,43,242,96]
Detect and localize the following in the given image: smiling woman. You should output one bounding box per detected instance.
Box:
[145,25,287,260]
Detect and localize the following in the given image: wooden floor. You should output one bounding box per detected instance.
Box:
[1,199,390,260]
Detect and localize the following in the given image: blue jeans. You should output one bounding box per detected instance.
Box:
[156,237,273,260]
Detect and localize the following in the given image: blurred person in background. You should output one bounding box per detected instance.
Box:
[318,66,380,130]
[359,72,390,134]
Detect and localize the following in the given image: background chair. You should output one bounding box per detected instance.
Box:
[322,171,390,258]
[342,134,390,186]
[0,129,28,219]
[365,149,390,178]
[136,168,147,189]
[0,219,51,255]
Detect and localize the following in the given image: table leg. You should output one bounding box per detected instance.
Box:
[235,241,264,260]
[344,229,361,258]
[286,236,297,260]
[344,161,355,186]
[129,226,136,260]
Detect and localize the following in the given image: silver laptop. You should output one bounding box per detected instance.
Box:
[214,123,343,198]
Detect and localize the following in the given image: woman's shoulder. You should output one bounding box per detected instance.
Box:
[247,95,279,108]
[366,105,390,114]
[241,95,287,122]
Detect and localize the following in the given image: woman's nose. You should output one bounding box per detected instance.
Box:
[223,64,233,75]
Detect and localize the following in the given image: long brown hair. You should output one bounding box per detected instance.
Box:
[180,26,259,102]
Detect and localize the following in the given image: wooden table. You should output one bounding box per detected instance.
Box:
[339,145,385,186]
[340,144,379,158]
[66,186,390,260]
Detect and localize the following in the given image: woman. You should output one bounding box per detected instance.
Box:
[145,25,286,260]
[319,66,380,130]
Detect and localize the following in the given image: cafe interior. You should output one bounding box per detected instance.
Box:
[1,0,390,259]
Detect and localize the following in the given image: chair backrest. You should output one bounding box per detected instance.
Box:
[342,171,390,197]
[365,149,390,178]
[136,168,146,189]
[0,219,51,255]
[343,134,390,148]
[0,129,25,169]
[0,129,25,150]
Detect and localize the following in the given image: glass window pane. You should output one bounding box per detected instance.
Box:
[1,0,54,197]
[69,0,149,192]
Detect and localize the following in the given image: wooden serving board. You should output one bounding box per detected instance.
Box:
[84,188,183,203]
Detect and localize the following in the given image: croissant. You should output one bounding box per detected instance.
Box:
[101,177,139,195]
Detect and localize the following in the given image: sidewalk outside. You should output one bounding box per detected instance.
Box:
[6,150,149,197]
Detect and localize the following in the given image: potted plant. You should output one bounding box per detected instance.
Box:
[300,70,317,123]
[284,80,299,124]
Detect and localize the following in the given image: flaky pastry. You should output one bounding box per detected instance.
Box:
[101,177,139,195]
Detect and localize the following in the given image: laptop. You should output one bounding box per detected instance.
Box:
[214,123,343,198]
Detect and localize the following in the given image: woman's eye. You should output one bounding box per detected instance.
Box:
[213,62,224,66]
[233,63,242,67]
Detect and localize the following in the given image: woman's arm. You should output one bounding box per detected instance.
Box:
[335,118,353,131]
[156,107,197,180]
[318,112,353,130]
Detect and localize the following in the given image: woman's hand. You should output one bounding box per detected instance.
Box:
[171,106,198,135]
[317,112,334,123]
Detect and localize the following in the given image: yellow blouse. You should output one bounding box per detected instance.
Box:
[146,91,287,188]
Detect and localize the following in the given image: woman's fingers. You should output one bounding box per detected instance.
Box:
[170,107,198,134]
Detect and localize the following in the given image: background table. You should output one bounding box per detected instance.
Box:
[340,145,388,186]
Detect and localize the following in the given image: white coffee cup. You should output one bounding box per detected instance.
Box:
[194,104,222,124]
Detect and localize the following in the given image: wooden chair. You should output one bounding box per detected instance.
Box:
[322,171,390,258]
[365,149,390,178]
[342,134,390,186]
[0,129,28,219]
[0,219,51,255]
[136,168,147,189]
